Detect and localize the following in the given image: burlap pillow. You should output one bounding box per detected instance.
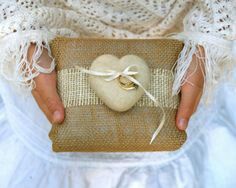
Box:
[49,38,187,152]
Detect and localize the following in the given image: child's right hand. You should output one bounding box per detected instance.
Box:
[28,44,65,124]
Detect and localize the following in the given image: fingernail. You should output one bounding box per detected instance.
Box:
[178,118,187,130]
[53,110,62,124]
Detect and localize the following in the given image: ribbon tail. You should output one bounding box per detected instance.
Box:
[75,66,115,77]
[149,113,166,144]
[126,75,166,144]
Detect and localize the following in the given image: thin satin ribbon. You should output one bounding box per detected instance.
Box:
[75,65,166,144]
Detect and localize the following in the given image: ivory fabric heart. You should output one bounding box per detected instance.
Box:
[88,54,151,112]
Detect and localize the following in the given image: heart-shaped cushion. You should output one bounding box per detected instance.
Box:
[89,54,150,112]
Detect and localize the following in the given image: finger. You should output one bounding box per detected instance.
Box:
[176,83,202,130]
[176,52,204,130]
[32,89,51,119]
[32,70,65,124]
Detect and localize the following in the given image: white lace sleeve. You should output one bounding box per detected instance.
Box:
[0,0,56,91]
[172,0,236,96]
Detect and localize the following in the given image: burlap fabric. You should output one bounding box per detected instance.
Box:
[49,38,187,152]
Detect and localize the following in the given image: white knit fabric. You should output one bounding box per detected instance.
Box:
[0,0,236,188]
[0,0,235,91]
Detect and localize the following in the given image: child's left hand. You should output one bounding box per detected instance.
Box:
[176,47,204,130]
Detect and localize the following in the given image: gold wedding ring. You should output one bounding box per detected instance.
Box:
[118,75,138,90]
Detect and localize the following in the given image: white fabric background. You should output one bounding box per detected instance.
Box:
[0,0,235,187]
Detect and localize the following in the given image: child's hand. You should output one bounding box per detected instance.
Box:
[176,47,204,130]
[29,44,65,124]
[28,44,204,129]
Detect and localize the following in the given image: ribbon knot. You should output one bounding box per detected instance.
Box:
[76,65,166,144]
[103,65,139,81]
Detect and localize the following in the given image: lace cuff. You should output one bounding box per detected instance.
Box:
[171,32,235,100]
[0,30,56,91]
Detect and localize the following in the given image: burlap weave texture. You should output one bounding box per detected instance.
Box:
[49,38,187,152]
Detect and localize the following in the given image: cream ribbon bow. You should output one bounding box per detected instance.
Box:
[76,65,166,144]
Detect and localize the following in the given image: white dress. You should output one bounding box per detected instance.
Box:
[0,0,235,187]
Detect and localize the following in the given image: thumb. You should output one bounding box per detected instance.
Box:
[176,48,204,130]
[32,70,65,124]
[176,83,202,130]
